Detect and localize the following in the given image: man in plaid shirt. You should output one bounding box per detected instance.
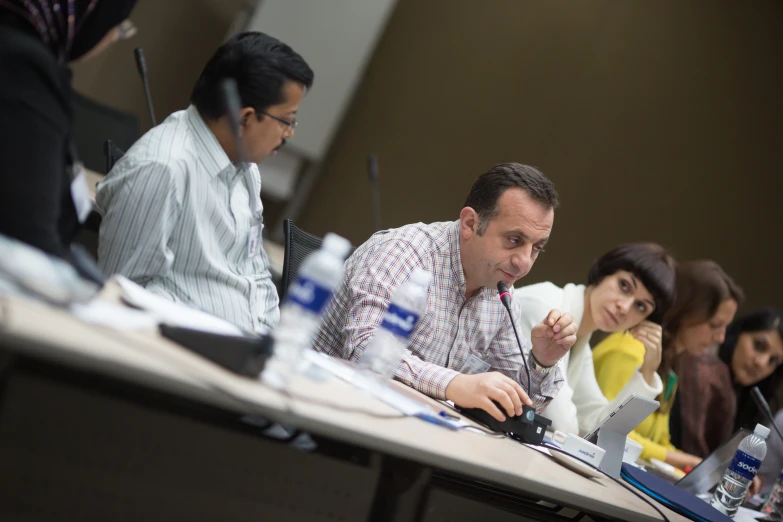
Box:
[314,163,577,419]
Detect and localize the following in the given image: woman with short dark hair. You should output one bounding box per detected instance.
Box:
[593,260,743,470]
[516,242,677,436]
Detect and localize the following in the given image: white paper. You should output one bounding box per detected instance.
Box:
[524,443,553,456]
[71,300,158,330]
[116,276,243,336]
[70,167,93,223]
[304,351,468,427]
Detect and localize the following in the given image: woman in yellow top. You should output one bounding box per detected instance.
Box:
[593,260,743,470]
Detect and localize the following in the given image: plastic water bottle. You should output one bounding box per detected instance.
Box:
[357,267,431,380]
[762,470,783,518]
[269,233,352,373]
[710,424,769,518]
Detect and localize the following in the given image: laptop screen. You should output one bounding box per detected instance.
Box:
[675,428,752,495]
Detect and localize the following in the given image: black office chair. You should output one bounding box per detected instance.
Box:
[104,139,126,173]
[75,140,126,254]
[280,219,358,300]
[80,139,124,236]
[71,88,138,173]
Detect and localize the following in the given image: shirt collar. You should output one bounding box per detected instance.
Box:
[563,283,587,327]
[563,283,591,356]
[448,220,497,301]
[185,105,233,176]
[447,220,470,298]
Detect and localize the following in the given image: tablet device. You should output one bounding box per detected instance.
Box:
[584,394,660,444]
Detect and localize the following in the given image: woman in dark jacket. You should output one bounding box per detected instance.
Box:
[0,0,138,267]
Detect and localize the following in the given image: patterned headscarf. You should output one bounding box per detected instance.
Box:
[0,0,137,64]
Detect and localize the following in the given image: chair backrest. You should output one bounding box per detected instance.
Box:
[104,140,126,173]
[281,219,325,301]
[71,88,138,173]
[280,219,358,301]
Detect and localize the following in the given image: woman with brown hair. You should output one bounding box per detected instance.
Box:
[593,260,743,470]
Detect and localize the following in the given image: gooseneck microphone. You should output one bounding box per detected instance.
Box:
[367,154,382,233]
[497,281,530,393]
[453,281,552,444]
[219,78,246,164]
[751,386,783,443]
[134,48,156,127]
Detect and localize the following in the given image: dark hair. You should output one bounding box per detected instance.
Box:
[658,260,744,380]
[464,163,559,234]
[586,243,677,325]
[718,308,783,432]
[190,31,314,120]
[664,260,744,341]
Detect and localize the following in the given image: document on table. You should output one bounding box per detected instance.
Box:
[115,275,244,336]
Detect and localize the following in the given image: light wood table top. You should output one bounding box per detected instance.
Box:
[0,286,688,522]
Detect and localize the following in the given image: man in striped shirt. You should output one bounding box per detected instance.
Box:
[97,32,313,333]
[315,164,578,418]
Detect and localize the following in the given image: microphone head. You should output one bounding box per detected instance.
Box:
[496,281,512,309]
[220,79,242,127]
[751,386,772,413]
[133,47,146,74]
[367,154,379,182]
[219,78,246,163]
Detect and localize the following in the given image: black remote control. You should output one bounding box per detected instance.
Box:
[457,402,552,444]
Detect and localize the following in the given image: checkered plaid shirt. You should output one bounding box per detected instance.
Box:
[314,220,563,412]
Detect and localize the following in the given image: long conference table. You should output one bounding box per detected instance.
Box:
[0,282,690,522]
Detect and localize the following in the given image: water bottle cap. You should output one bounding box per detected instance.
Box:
[754,424,771,439]
[409,267,432,287]
[322,233,352,259]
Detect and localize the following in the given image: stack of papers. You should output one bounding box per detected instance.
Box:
[116,276,244,336]
[304,351,469,430]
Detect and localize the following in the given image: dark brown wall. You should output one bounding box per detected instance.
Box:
[71,0,246,127]
[298,0,783,311]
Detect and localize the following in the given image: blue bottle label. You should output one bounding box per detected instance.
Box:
[729,450,762,481]
[380,303,420,339]
[288,276,332,315]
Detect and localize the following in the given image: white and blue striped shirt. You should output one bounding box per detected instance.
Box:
[96,105,279,333]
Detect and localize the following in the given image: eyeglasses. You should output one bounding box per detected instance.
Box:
[260,111,297,129]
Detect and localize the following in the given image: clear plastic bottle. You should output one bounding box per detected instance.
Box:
[710,424,769,518]
[762,470,783,518]
[268,233,352,374]
[357,267,432,380]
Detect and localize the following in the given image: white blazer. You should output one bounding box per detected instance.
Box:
[515,282,663,436]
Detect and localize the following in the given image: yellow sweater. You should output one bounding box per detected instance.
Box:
[592,332,675,462]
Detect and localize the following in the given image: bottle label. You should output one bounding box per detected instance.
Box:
[729,450,762,481]
[288,276,332,315]
[380,303,420,339]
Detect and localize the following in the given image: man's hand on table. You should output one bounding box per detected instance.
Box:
[446,372,531,422]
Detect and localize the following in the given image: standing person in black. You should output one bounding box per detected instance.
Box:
[0,0,138,277]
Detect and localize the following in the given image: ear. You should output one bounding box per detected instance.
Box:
[238,107,256,132]
[459,207,479,240]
